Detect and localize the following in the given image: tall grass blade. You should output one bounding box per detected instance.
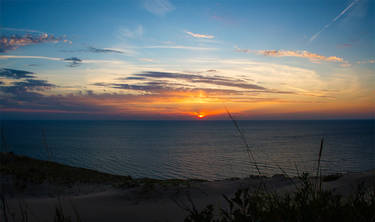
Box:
[18,200,29,222]
[225,106,261,176]
[1,125,8,153]
[42,129,52,161]
[0,195,9,222]
[316,137,324,192]
[294,161,300,178]
[69,201,82,222]
[277,164,297,188]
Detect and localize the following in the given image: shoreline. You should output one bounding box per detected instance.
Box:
[1,151,367,182]
[1,152,374,196]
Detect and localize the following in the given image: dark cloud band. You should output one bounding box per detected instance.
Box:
[64,57,82,67]
[0,68,35,79]
[88,47,124,54]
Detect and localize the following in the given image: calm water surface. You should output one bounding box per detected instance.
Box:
[1,120,374,180]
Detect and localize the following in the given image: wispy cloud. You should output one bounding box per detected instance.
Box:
[0,68,102,116]
[64,57,82,67]
[143,0,175,16]
[13,79,55,90]
[0,55,126,65]
[95,81,252,97]
[146,45,217,51]
[0,27,45,34]
[0,68,55,95]
[63,46,135,55]
[139,58,155,62]
[258,50,345,63]
[130,71,266,90]
[0,33,69,52]
[0,69,91,114]
[80,59,126,65]
[185,31,214,39]
[119,25,143,38]
[88,47,126,54]
[109,71,295,97]
[89,70,296,117]
[356,59,375,64]
[0,55,61,61]
[236,47,347,63]
[0,68,34,79]
[210,14,236,25]
[309,0,360,42]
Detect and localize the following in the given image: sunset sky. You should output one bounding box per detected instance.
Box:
[0,0,374,120]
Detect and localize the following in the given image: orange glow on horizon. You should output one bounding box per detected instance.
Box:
[56,88,375,119]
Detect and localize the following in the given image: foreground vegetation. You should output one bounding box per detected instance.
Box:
[184,173,375,222]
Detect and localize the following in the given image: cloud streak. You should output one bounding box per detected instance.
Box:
[236,48,347,63]
[143,0,175,16]
[146,45,217,51]
[0,55,126,66]
[356,59,375,64]
[185,31,214,39]
[64,57,82,67]
[119,25,143,39]
[93,81,258,98]
[0,27,45,34]
[12,79,55,90]
[131,71,267,90]
[309,0,360,42]
[88,47,126,54]
[0,33,69,52]
[0,68,35,79]
[0,68,55,108]
[258,50,345,63]
[99,71,295,98]
[0,55,61,61]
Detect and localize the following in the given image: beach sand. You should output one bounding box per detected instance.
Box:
[1,153,374,222]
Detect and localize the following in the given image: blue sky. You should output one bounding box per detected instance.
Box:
[0,0,374,119]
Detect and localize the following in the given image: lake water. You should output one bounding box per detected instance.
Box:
[1,120,374,180]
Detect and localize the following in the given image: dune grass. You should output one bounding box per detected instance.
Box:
[183,172,375,222]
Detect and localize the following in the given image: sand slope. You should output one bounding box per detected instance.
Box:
[3,170,374,222]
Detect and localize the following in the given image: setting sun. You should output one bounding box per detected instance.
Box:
[193,112,207,119]
[197,114,206,118]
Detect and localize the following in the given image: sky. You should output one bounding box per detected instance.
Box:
[0,0,374,120]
